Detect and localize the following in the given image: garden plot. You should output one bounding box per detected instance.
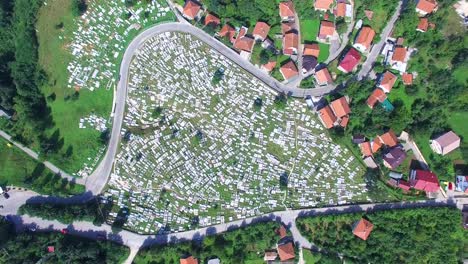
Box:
[105,32,371,234]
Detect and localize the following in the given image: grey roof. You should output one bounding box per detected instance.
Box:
[389,171,403,179]
[302,55,318,71]
[208,258,220,264]
[383,147,407,169]
[434,131,460,148]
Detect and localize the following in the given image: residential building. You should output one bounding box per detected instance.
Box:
[416,0,438,16]
[183,0,202,20]
[352,218,374,240]
[417,17,429,32]
[335,2,346,17]
[455,175,468,193]
[180,256,198,264]
[262,61,277,72]
[383,147,407,169]
[281,22,296,35]
[402,73,413,85]
[314,0,334,11]
[303,43,320,57]
[390,46,409,72]
[371,138,383,153]
[315,67,333,86]
[318,105,337,129]
[283,32,299,55]
[330,97,351,118]
[302,55,318,73]
[338,48,361,73]
[318,20,335,42]
[366,88,387,109]
[353,26,376,52]
[410,170,440,193]
[379,130,399,147]
[233,27,255,55]
[360,141,372,157]
[218,24,236,43]
[264,251,278,261]
[430,131,461,155]
[207,259,220,264]
[377,71,397,93]
[280,60,299,80]
[279,1,296,21]
[204,13,220,27]
[277,242,295,261]
[253,22,271,41]
[363,156,378,168]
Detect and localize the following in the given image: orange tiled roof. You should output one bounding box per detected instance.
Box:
[379,130,399,147]
[204,13,220,26]
[319,105,337,129]
[379,71,397,92]
[180,256,198,264]
[253,22,271,40]
[353,218,374,240]
[303,43,320,57]
[366,89,387,108]
[371,138,383,153]
[279,1,295,17]
[360,142,372,157]
[319,20,335,37]
[315,68,333,84]
[280,60,299,80]
[219,24,236,43]
[262,61,277,71]
[402,73,413,85]
[417,17,429,32]
[315,0,334,10]
[233,27,254,52]
[416,0,438,14]
[340,115,349,127]
[355,26,375,50]
[283,32,298,54]
[330,97,351,118]
[183,0,201,19]
[277,242,295,261]
[281,22,295,35]
[336,2,346,17]
[392,47,407,62]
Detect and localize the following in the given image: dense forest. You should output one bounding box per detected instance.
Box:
[296,207,465,263]
[0,216,129,263]
[135,221,285,264]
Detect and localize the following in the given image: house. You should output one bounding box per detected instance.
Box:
[314,0,334,11]
[371,138,383,153]
[390,46,409,72]
[315,67,333,86]
[377,71,397,93]
[366,88,387,109]
[415,0,438,16]
[352,134,366,144]
[430,131,461,155]
[318,105,337,129]
[302,56,318,73]
[277,225,288,238]
[389,171,403,179]
[207,259,220,264]
[402,73,413,85]
[410,169,440,193]
[233,27,255,55]
[330,97,351,118]
[264,251,278,261]
[262,61,277,72]
[218,24,236,43]
[455,175,468,193]
[204,13,220,27]
[180,256,198,264]
[283,32,299,55]
[261,37,275,49]
[335,2,346,17]
[279,1,296,21]
[277,242,295,261]
[417,17,429,32]
[280,60,299,80]
[363,156,378,168]
[253,22,271,41]
[353,26,376,52]
[352,218,374,240]
[360,141,373,157]
[398,180,411,191]
[318,20,335,42]
[281,22,296,35]
[379,130,399,147]
[383,147,407,169]
[183,0,202,20]
[303,43,320,57]
[338,48,361,73]
[47,246,55,253]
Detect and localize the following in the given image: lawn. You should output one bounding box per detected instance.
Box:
[0,137,84,196]
[301,19,320,42]
[317,43,330,62]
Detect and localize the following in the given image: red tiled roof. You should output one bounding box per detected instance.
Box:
[339,48,361,73]
[366,89,387,108]
[416,0,438,14]
[411,170,440,192]
[219,24,236,43]
[47,246,55,253]
[262,61,277,72]
[340,115,349,127]
[180,256,198,264]
[353,218,374,240]
[183,0,201,19]
[398,180,411,191]
[336,2,346,17]
[303,43,320,57]
[204,13,220,26]
[319,105,337,129]
[379,130,399,147]
[281,22,295,35]
[417,17,429,32]
[283,32,298,55]
[330,97,350,118]
[277,225,287,238]
[378,71,397,93]
[319,20,335,38]
[315,68,333,84]
[277,242,295,261]
[280,60,299,80]
[392,47,407,62]
[402,73,413,85]
[279,1,295,17]
[360,142,372,157]
[253,22,271,40]
[234,28,254,52]
[355,26,376,50]
[315,0,334,10]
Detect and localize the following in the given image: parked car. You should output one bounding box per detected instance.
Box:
[3,193,10,199]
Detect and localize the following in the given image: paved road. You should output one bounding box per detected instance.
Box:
[357,1,403,80]
[324,0,355,65]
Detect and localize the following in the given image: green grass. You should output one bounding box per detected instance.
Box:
[453,65,468,85]
[317,43,330,62]
[301,19,320,42]
[0,137,84,196]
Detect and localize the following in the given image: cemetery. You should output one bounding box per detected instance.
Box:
[104,32,373,234]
